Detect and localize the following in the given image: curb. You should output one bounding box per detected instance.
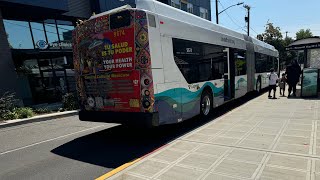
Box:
[0,110,79,129]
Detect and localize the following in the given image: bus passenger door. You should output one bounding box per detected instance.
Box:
[223,48,235,101]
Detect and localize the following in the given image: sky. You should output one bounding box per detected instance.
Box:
[211,0,320,39]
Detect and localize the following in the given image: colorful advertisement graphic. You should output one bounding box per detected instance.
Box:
[100,28,135,72]
[83,70,141,112]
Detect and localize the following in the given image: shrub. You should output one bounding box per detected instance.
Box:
[33,108,51,114]
[14,107,34,119]
[0,92,18,120]
[2,111,19,120]
[62,93,79,111]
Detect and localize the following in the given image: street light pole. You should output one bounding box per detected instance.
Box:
[218,2,244,15]
[216,2,244,24]
[244,4,251,36]
[216,0,219,24]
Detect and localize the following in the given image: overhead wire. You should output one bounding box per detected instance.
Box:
[217,0,247,33]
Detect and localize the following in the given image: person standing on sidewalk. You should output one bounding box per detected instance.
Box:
[286,60,301,97]
[268,68,279,99]
[279,73,287,96]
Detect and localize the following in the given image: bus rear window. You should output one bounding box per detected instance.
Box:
[110,11,131,29]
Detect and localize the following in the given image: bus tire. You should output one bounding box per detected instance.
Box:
[200,89,213,117]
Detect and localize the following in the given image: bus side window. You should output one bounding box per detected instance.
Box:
[147,14,156,28]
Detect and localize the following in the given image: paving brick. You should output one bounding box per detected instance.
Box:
[316,160,320,173]
[195,145,229,157]
[128,160,168,177]
[219,130,247,139]
[197,128,222,136]
[226,149,265,164]
[252,127,281,135]
[203,173,241,180]
[229,125,253,132]
[246,133,277,142]
[283,129,311,138]
[178,153,218,169]
[278,135,310,146]
[267,154,308,170]
[169,141,199,152]
[275,143,310,154]
[207,123,233,130]
[112,173,148,180]
[239,139,273,149]
[210,137,240,146]
[157,165,203,180]
[286,123,313,131]
[183,133,211,142]
[213,159,258,178]
[151,149,186,163]
[259,166,306,180]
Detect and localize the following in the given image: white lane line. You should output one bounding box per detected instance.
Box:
[0,125,108,156]
[0,116,78,133]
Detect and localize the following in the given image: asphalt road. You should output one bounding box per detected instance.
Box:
[0,93,258,180]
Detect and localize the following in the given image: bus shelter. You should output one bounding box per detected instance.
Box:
[286,37,320,97]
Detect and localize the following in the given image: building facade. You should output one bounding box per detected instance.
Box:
[0,0,92,106]
[0,0,210,107]
[91,0,211,21]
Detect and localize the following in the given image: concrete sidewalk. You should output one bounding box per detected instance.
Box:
[106,93,320,180]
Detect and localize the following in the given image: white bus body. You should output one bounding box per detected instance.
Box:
[73,0,279,126]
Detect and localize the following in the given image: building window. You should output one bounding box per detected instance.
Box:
[44,19,60,45]
[180,0,187,11]
[200,7,208,19]
[56,20,74,48]
[3,20,34,49]
[30,22,47,48]
[187,3,193,13]
[171,0,181,9]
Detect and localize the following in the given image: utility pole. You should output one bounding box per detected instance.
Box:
[244,5,250,36]
[216,0,219,24]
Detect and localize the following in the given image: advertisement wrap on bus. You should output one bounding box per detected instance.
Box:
[73,9,155,123]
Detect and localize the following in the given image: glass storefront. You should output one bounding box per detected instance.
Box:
[4,19,74,50]
[16,55,76,105]
[3,20,34,49]
[4,19,76,105]
[44,20,60,45]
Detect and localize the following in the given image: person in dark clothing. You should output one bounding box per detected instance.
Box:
[286,60,301,97]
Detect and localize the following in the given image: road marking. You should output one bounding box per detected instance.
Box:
[95,158,141,180]
[0,125,107,156]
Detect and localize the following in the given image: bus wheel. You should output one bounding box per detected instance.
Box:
[200,90,212,117]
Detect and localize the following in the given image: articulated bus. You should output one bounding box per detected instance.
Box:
[72,0,279,127]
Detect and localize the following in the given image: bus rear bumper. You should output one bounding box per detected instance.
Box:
[78,110,160,127]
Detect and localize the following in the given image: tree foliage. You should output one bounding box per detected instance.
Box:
[257,22,315,69]
[257,22,297,68]
[296,29,313,40]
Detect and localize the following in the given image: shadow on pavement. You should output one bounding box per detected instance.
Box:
[51,92,259,169]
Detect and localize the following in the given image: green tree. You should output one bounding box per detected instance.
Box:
[257,22,294,68]
[296,29,313,40]
[283,36,294,47]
